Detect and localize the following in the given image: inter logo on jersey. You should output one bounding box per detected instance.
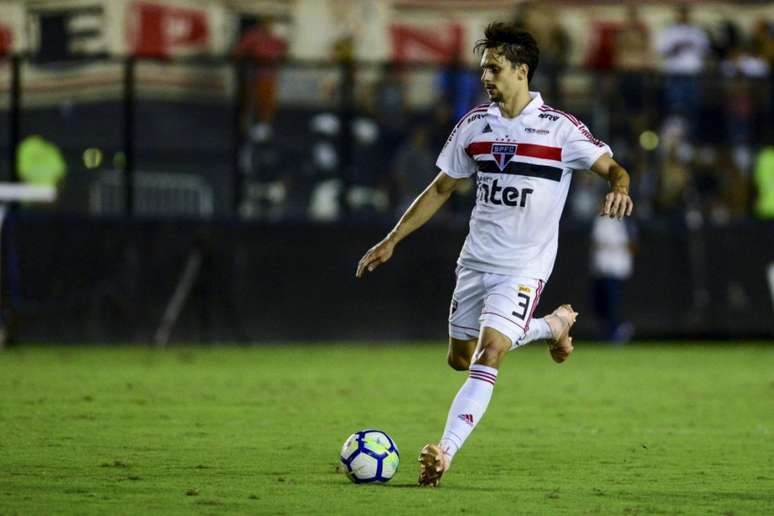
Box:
[492,144,517,171]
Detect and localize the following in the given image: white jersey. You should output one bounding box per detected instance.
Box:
[591,217,634,279]
[436,91,612,281]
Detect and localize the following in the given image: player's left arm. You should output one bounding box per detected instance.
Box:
[590,154,634,219]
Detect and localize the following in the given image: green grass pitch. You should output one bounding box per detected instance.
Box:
[1,343,773,515]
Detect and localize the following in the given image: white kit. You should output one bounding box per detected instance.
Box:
[437,92,612,282]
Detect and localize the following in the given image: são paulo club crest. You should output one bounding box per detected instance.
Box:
[492,143,517,171]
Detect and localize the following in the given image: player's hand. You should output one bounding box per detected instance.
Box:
[600,189,634,220]
[356,237,395,278]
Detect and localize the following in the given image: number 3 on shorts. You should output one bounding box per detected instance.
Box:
[511,292,530,320]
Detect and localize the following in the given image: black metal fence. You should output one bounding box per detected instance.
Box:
[0,56,772,343]
[1,55,772,225]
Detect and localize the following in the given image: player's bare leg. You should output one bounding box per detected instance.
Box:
[419,327,510,487]
[544,304,578,363]
[447,337,477,371]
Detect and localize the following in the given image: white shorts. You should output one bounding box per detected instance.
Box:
[448,265,545,347]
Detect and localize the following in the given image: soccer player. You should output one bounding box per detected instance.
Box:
[355,22,634,487]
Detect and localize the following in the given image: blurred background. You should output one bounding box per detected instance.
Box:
[0,0,772,345]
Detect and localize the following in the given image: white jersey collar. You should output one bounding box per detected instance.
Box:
[488,91,543,119]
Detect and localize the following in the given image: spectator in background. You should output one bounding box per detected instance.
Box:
[235,17,288,128]
[234,17,289,220]
[238,122,286,220]
[684,145,748,226]
[0,25,11,56]
[715,146,749,221]
[349,88,389,219]
[655,5,710,126]
[512,2,569,103]
[428,101,453,151]
[656,4,709,76]
[426,101,475,220]
[709,19,741,64]
[391,125,436,214]
[590,216,636,343]
[616,7,652,72]
[307,35,362,221]
[690,146,726,223]
[437,54,481,124]
[656,117,691,217]
[753,136,774,219]
[632,160,659,221]
[614,6,653,124]
[716,24,769,174]
[582,7,653,211]
[307,59,389,222]
[752,19,774,67]
[751,20,774,133]
[720,41,770,79]
[569,172,605,222]
[609,6,654,195]
[373,62,408,160]
[719,46,768,177]
[585,20,618,73]
[307,112,342,221]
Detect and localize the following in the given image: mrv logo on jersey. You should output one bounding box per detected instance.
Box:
[477,178,533,207]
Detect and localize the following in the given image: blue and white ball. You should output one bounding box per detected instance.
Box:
[339,429,400,484]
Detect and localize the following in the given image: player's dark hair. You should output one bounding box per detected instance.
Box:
[474,22,540,83]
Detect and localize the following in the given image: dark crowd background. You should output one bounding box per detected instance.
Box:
[0,2,772,344]
[2,4,774,224]
[227,4,774,227]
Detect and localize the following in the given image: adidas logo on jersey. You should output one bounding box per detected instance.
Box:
[482,123,492,133]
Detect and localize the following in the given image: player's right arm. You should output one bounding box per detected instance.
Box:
[355,171,463,278]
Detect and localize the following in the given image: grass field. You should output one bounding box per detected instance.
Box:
[1,343,773,515]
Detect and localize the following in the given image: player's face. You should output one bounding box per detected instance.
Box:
[480,48,525,103]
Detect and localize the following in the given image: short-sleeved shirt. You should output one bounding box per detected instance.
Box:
[436,91,612,281]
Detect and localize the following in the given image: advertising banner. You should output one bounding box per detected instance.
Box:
[125,0,233,56]
[0,1,25,54]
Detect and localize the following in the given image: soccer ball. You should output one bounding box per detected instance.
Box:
[339,429,400,484]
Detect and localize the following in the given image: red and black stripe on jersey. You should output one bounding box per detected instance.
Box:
[465,141,562,161]
[465,141,563,181]
[475,160,562,182]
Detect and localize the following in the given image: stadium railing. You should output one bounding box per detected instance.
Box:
[1,54,771,226]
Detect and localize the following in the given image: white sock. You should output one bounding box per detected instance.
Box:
[513,317,552,349]
[439,364,498,462]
